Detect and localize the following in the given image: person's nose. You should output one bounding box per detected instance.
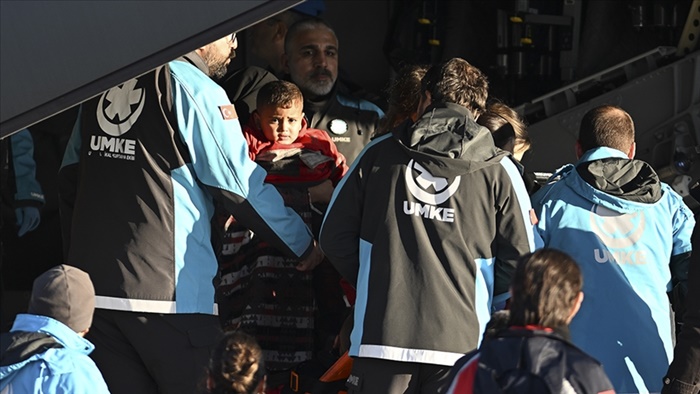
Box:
[313,52,327,68]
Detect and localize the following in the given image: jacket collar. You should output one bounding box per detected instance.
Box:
[178,52,210,76]
[11,314,94,354]
[577,146,628,164]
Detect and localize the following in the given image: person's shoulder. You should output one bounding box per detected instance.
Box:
[336,92,385,117]
[530,165,575,203]
[659,181,694,207]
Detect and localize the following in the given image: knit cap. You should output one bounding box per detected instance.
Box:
[28,265,95,332]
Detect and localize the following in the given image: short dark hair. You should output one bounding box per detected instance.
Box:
[578,105,635,153]
[284,17,337,54]
[420,58,488,117]
[207,331,265,394]
[509,249,583,329]
[256,80,303,110]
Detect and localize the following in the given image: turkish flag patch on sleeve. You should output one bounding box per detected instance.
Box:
[529,209,539,226]
[219,104,238,120]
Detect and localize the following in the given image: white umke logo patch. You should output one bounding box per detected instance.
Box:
[96,78,145,136]
[405,160,460,205]
[403,160,459,222]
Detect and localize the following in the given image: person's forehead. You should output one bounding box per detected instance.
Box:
[261,101,304,116]
[292,27,337,48]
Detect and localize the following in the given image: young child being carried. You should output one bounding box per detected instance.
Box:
[215,80,348,378]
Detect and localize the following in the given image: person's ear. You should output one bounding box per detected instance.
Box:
[575,140,584,159]
[566,291,584,324]
[274,20,288,41]
[627,142,636,159]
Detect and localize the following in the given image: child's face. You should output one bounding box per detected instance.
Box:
[255,100,304,145]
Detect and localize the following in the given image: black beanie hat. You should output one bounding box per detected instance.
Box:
[28,265,95,332]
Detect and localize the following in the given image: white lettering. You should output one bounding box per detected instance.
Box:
[90,135,100,150]
[403,201,455,222]
[100,137,115,151]
[593,249,648,265]
[124,140,136,155]
[89,135,136,158]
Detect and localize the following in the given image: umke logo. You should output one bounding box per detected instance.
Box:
[590,205,647,265]
[403,160,460,222]
[97,79,145,136]
[91,79,142,160]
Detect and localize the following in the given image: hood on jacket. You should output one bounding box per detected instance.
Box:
[393,103,503,177]
[0,331,62,368]
[575,147,662,204]
[0,314,95,386]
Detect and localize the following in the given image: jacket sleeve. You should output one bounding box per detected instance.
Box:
[668,194,696,316]
[169,62,313,259]
[58,112,83,258]
[10,129,44,207]
[318,157,364,286]
[663,207,699,394]
[664,248,700,393]
[493,157,541,305]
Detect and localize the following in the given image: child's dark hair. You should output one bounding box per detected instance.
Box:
[256,80,303,111]
[509,249,583,329]
[207,331,266,394]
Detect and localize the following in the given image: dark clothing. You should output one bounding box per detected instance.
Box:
[347,357,451,394]
[87,309,221,394]
[663,210,700,394]
[59,53,313,315]
[1,332,61,364]
[320,103,539,369]
[297,84,384,165]
[59,52,313,393]
[217,118,348,371]
[219,66,278,125]
[444,327,615,394]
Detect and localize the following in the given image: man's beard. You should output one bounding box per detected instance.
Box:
[202,49,235,80]
[299,69,335,98]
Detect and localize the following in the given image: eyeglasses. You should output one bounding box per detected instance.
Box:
[227,33,237,44]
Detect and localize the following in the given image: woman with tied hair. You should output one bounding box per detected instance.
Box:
[476,100,531,161]
[477,100,541,194]
[205,331,267,394]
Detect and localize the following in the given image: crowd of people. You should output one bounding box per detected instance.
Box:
[0,4,699,394]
